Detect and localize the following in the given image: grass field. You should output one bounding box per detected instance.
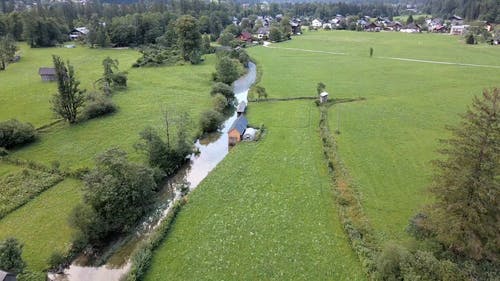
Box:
[144,101,364,280]
[0,44,138,127]
[4,45,215,169]
[249,30,500,242]
[0,179,82,271]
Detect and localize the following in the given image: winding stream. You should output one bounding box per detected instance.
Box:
[48,62,256,281]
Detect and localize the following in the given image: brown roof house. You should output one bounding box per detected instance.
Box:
[38,67,57,82]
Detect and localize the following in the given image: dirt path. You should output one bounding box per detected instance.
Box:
[263,42,500,69]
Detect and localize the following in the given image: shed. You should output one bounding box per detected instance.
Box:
[228,115,248,145]
[243,127,257,141]
[236,101,247,114]
[0,270,16,281]
[320,92,329,103]
[38,67,57,81]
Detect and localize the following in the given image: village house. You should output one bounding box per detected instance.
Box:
[449,15,464,26]
[256,27,270,39]
[385,21,402,31]
[364,22,381,32]
[38,67,57,81]
[69,27,89,40]
[311,19,322,28]
[450,25,469,35]
[228,115,248,145]
[401,23,421,33]
[238,31,253,43]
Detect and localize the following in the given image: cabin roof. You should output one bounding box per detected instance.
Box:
[38,67,56,75]
[229,115,248,134]
[237,101,247,113]
[320,92,329,97]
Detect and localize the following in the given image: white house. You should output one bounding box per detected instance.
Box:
[450,25,469,35]
[311,19,322,28]
[322,23,332,29]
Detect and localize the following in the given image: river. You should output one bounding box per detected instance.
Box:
[48,62,256,281]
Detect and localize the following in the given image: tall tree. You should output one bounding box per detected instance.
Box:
[0,237,25,274]
[425,88,499,261]
[0,35,16,70]
[175,15,201,64]
[51,55,86,124]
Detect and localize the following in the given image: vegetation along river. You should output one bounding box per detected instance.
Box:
[48,62,257,281]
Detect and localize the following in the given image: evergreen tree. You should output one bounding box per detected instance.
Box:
[51,55,86,124]
[425,88,499,261]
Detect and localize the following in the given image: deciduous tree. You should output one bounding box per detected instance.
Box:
[51,55,86,124]
[175,15,201,64]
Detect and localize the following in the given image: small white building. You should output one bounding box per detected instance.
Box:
[320,92,329,103]
[243,128,257,141]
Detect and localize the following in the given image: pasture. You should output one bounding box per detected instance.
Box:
[144,101,364,280]
[248,30,500,242]
[0,44,217,272]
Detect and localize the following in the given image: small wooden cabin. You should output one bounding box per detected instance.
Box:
[38,67,57,82]
[228,115,248,145]
[237,101,247,115]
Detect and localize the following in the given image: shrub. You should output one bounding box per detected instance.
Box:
[210,82,234,100]
[0,119,37,149]
[466,34,475,44]
[47,250,66,269]
[376,242,409,281]
[0,237,26,274]
[83,93,117,120]
[213,94,228,112]
[199,110,223,133]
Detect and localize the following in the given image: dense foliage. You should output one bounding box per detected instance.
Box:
[70,148,157,246]
[199,109,223,133]
[0,35,16,70]
[0,237,25,274]
[0,119,36,149]
[82,92,117,120]
[422,0,500,22]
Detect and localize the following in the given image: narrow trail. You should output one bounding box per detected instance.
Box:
[263,43,500,69]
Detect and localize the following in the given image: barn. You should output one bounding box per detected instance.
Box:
[228,115,248,145]
[38,67,57,81]
[237,101,247,115]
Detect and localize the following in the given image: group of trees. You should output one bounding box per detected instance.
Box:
[377,88,499,280]
[0,35,16,70]
[421,0,499,22]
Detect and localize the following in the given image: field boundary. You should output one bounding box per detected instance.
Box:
[318,103,379,278]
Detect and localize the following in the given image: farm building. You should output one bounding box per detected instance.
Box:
[320,92,329,103]
[450,25,469,35]
[0,270,16,281]
[228,115,248,145]
[38,67,57,81]
[243,127,257,141]
[237,101,247,115]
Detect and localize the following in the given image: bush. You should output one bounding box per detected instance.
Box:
[213,94,228,112]
[215,56,239,84]
[0,237,26,274]
[83,93,117,120]
[376,242,409,281]
[47,250,66,269]
[0,119,37,149]
[199,110,223,133]
[210,82,234,100]
[0,147,8,156]
[466,34,475,44]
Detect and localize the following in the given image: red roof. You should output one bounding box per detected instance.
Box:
[238,31,252,41]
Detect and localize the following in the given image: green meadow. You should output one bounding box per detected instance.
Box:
[0,44,216,271]
[145,101,365,280]
[0,179,82,271]
[249,30,500,242]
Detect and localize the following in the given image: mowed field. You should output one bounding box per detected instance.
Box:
[249,30,500,242]
[145,101,365,280]
[0,44,216,272]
